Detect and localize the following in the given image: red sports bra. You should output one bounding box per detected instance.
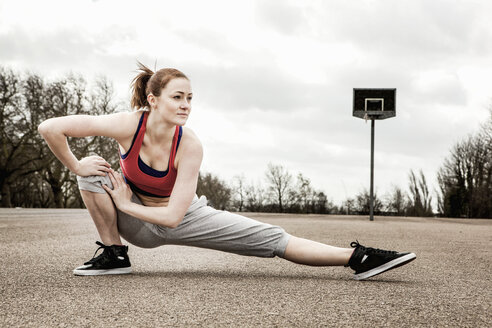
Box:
[119,111,182,198]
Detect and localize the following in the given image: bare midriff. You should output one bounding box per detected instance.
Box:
[135,192,170,207]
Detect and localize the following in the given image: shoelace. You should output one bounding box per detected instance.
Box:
[86,241,110,264]
[350,240,362,248]
[350,240,397,255]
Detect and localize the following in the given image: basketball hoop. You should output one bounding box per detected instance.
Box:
[352,88,397,221]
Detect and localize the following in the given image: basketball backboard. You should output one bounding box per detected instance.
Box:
[353,88,396,120]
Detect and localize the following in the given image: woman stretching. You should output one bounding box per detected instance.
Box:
[38,62,416,280]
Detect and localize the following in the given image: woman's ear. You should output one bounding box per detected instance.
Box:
[147,93,155,109]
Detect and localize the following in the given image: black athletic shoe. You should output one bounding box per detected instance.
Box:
[73,241,132,276]
[346,241,416,280]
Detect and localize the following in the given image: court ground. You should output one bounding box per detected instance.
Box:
[1,208,490,327]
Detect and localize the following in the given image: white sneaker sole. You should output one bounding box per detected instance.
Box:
[73,266,132,276]
[353,253,416,280]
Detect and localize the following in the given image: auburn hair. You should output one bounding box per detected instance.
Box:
[130,61,188,110]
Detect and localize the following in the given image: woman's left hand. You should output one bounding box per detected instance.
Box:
[102,169,133,210]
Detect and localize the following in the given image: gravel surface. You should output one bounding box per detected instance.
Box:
[0,209,490,327]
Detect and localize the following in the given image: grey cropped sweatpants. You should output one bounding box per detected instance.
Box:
[77,174,291,258]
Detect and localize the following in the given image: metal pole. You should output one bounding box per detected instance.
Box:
[370,119,375,221]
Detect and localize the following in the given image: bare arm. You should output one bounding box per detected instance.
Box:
[38,112,134,175]
[102,134,203,228]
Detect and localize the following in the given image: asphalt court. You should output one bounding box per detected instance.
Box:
[1,209,490,327]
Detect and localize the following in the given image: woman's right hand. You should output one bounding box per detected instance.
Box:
[75,155,112,176]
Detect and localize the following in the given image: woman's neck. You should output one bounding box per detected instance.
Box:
[145,110,175,145]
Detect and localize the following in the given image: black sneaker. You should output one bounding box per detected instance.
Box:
[346,241,416,280]
[73,241,132,276]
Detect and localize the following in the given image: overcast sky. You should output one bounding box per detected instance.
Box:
[1,0,491,206]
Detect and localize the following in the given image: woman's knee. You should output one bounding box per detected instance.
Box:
[272,227,292,258]
[77,174,113,194]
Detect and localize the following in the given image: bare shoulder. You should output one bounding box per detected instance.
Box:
[117,110,145,131]
[175,126,203,168]
[99,110,142,133]
[110,110,145,140]
[180,127,203,153]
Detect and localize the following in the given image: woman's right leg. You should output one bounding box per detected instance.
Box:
[75,173,167,275]
[77,174,165,249]
[79,190,122,246]
[75,174,132,275]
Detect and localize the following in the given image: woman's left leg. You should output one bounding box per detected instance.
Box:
[163,204,292,258]
[160,196,352,266]
[163,201,416,280]
[283,236,353,266]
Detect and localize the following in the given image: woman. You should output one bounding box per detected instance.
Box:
[38,62,416,280]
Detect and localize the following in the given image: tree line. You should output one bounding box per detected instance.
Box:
[197,166,435,217]
[198,164,332,214]
[1,66,491,218]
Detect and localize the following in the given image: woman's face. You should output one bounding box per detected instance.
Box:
[149,77,193,126]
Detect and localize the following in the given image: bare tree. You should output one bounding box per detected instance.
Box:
[385,185,408,216]
[286,173,331,214]
[265,163,292,213]
[231,174,246,212]
[244,180,266,212]
[37,74,91,207]
[354,188,383,215]
[437,110,492,218]
[407,170,433,217]
[341,198,356,215]
[312,191,331,214]
[0,67,47,207]
[197,171,231,210]
[293,173,314,213]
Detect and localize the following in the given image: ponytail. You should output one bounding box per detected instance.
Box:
[130,61,154,109]
[130,60,189,110]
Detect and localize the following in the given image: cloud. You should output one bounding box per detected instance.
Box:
[254,0,310,35]
[189,64,324,112]
[0,28,96,68]
[411,70,467,106]
[312,1,485,59]
[2,0,492,205]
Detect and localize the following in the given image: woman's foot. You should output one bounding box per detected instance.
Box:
[73,241,132,276]
[346,241,416,280]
